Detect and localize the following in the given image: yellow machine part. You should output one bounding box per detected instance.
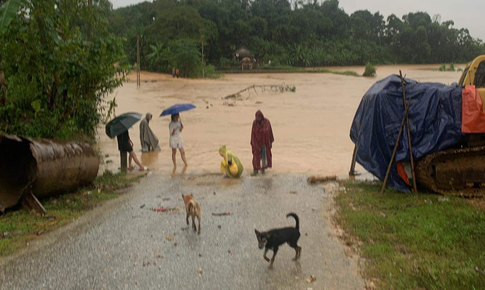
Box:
[459,55,485,109]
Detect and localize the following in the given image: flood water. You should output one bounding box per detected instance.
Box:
[95,64,464,178]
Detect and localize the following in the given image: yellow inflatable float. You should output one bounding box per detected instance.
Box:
[219,145,244,178]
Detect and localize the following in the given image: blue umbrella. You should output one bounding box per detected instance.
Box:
[160,103,196,117]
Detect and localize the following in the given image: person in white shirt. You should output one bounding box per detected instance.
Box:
[169,113,188,169]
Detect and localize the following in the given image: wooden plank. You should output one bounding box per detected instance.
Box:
[21,191,47,216]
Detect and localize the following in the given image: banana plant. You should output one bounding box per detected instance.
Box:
[0,0,22,35]
[146,43,164,61]
[147,42,174,71]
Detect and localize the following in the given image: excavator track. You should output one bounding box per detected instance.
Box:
[415,146,485,197]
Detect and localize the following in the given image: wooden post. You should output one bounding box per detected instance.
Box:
[21,191,47,216]
[399,71,418,193]
[349,144,358,176]
[120,151,128,172]
[137,32,140,87]
[380,98,412,194]
[201,38,204,78]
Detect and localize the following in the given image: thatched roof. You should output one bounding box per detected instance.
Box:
[234,47,253,58]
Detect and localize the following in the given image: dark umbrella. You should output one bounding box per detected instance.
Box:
[105,112,142,138]
[160,104,196,117]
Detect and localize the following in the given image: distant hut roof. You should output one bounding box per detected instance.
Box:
[234,47,254,58]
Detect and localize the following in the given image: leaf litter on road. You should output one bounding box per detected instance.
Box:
[212,212,231,216]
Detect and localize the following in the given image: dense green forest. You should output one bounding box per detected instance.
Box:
[107,0,485,75]
[1,0,484,139]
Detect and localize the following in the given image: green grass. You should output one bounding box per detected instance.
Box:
[218,66,360,77]
[0,170,142,256]
[335,181,485,289]
[333,70,360,76]
[438,63,456,72]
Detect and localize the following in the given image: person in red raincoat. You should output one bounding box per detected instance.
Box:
[251,110,274,175]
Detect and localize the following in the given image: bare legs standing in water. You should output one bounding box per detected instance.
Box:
[129,151,145,171]
[169,113,187,174]
[172,148,188,173]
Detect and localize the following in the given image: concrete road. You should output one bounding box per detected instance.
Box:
[0,173,364,290]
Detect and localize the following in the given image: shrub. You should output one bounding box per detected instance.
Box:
[363,62,377,77]
[449,62,455,71]
[0,0,127,140]
[218,57,233,69]
[198,64,223,79]
[438,63,456,72]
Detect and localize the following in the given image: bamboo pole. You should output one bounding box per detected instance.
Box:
[137,32,140,87]
[399,71,418,193]
[380,98,412,194]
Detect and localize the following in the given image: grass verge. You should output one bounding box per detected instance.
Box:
[335,180,485,289]
[219,66,360,76]
[0,170,143,257]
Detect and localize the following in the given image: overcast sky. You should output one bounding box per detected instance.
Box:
[110,0,485,41]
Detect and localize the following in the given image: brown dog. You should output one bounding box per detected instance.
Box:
[182,194,201,234]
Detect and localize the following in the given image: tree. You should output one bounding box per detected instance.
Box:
[146,42,169,72]
[249,17,268,39]
[148,6,216,44]
[411,26,432,63]
[0,0,127,139]
[106,0,485,69]
[170,39,201,78]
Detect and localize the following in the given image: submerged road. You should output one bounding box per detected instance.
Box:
[0,173,364,290]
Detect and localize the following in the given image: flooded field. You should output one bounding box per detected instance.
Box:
[95,64,464,177]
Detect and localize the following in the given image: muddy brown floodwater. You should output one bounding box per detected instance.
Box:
[95,64,464,177]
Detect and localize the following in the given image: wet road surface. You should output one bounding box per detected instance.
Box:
[0,173,364,290]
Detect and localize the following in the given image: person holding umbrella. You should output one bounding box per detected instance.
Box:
[117,130,146,171]
[106,112,147,171]
[169,113,187,169]
[160,104,196,170]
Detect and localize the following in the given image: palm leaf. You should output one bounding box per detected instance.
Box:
[0,0,22,35]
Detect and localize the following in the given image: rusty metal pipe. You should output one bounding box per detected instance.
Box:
[0,135,99,212]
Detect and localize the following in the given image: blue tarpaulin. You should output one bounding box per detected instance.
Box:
[350,75,465,192]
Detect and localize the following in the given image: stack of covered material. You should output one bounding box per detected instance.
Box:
[350,75,464,192]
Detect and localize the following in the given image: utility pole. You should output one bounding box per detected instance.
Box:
[137,31,140,87]
[201,40,204,78]
[200,29,205,78]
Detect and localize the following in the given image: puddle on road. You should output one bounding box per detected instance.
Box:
[181,173,243,187]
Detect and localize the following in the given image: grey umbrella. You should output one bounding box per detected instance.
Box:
[105,112,142,138]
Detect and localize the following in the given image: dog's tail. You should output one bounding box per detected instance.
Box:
[188,200,196,212]
[286,213,299,230]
